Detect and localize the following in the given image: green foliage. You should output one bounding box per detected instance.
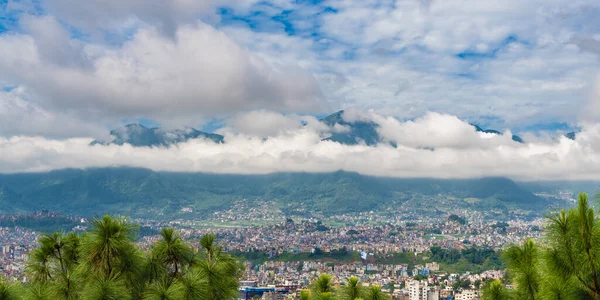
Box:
[150,228,195,278]
[299,289,311,300]
[142,278,183,300]
[481,280,511,300]
[428,246,503,273]
[503,239,540,300]
[363,285,388,300]
[301,274,390,300]
[448,214,466,225]
[310,274,336,299]
[338,277,364,300]
[0,279,21,300]
[0,214,80,233]
[5,215,241,300]
[413,274,426,281]
[497,193,600,299]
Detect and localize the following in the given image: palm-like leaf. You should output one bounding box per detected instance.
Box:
[179,270,208,300]
[339,276,364,300]
[0,279,22,300]
[142,278,184,300]
[299,289,310,300]
[364,285,388,300]
[81,275,131,300]
[151,228,195,278]
[503,239,540,300]
[23,282,51,300]
[79,215,138,278]
[311,274,335,298]
[481,280,511,300]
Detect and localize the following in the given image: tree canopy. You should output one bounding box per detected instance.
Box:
[484,193,600,300]
[6,215,241,300]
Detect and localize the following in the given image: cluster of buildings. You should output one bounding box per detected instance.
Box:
[0,194,553,300]
[238,258,505,299]
[140,214,544,259]
[0,227,38,281]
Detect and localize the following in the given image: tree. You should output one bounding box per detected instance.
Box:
[338,277,364,300]
[503,238,540,300]
[0,279,21,300]
[499,193,600,299]
[17,215,240,300]
[151,228,195,278]
[387,282,395,295]
[195,233,241,300]
[142,278,183,300]
[311,274,335,297]
[481,280,511,300]
[78,215,139,278]
[363,285,388,300]
[81,275,131,300]
[300,290,310,300]
[299,290,311,300]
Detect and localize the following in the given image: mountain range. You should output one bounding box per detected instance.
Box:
[0,167,559,220]
[92,111,524,147]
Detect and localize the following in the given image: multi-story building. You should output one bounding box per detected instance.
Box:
[406,280,439,300]
[455,289,480,300]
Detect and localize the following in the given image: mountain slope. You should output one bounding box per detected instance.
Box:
[0,168,552,218]
[320,111,525,146]
[472,124,524,143]
[320,110,381,145]
[91,124,224,147]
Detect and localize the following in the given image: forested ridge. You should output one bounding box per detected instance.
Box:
[0,168,550,219]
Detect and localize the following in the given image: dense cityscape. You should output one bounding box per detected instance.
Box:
[0,190,567,300]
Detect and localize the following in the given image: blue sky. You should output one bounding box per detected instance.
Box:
[0,0,599,138]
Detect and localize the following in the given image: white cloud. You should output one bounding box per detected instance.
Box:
[221,110,327,136]
[0,20,324,131]
[0,110,599,180]
[19,15,88,68]
[1,0,600,137]
[0,87,107,138]
[42,0,265,36]
[582,74,600,122]
[215,0,600,128]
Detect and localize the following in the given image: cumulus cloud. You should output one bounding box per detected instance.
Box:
[0,87,108,138]
[0,20,324,131]
[582,74,600,122]
[217,0,600,128]
[2,0,600,138]
[221,110,328,136]
[42,0,263,37]
[1,110,599,180]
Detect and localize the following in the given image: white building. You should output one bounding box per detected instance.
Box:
[406,280,439,300]
[456,289,480,300]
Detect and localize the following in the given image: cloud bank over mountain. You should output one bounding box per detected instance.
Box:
[2,0,600,179]
[0,110,599,180]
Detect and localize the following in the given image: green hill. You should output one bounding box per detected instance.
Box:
[0,168,553,219]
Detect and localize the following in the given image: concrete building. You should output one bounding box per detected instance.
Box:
[456,289,480,300]
[407,280,439,300]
